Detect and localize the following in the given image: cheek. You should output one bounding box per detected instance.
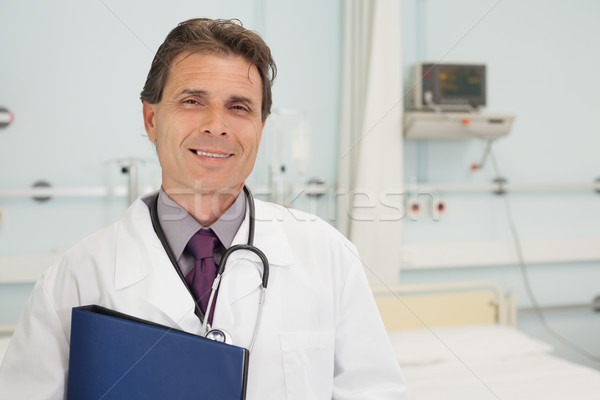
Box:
[156,115,189,149]
[246,121,263,151]
[230,121,261,152]
[154,125,184,166]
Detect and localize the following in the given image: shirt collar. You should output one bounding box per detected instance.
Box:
[156,188,246,260]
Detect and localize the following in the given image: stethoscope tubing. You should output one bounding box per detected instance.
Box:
[202,241,269,351]
[150,185,269,352]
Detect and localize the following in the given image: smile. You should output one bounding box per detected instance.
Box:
[190,150,232,159]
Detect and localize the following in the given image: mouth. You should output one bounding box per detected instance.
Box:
[190,149,233,159]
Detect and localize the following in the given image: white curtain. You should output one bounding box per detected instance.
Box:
[338,0,404,285]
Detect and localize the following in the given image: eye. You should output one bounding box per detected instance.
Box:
[231,104,248,112]
[185,99,199,105]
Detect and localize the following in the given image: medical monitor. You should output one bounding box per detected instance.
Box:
[409,63,486,111]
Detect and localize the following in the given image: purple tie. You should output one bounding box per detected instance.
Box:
[185,229,220,324]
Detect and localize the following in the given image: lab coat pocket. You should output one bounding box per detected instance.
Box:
[280,331,335,400]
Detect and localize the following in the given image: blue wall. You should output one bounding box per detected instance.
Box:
[0,0,341,255]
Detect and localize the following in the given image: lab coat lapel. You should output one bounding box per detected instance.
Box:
[215,199,294,326]
[219,200,294,302]
[114,198,200,333]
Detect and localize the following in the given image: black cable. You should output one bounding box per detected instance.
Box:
[471,138,495,170]
[487,149,600,363]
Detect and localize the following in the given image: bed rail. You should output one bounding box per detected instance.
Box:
[371,281,516,330]
[0,325,15,335]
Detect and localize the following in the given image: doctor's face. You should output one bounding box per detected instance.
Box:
[143,52,264,198]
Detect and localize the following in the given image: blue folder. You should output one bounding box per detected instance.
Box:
[67,305,248,399]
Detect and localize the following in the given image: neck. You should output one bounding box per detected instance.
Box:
[163,184,243,227]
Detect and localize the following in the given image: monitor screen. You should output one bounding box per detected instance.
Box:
[417,63,486,110]
[439,65,484,99]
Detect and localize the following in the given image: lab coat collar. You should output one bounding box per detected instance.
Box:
[114,197,199,332]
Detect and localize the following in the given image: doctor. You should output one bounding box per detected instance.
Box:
[0,18,406,399]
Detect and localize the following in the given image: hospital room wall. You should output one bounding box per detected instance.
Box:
[399,0,600,369]
[0,1,341,324]
[0,0,341,253]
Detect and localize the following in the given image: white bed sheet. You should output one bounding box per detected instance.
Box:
[390,325,600,400]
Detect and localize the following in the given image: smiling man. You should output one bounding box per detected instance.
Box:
[0,18,407,399]
[143,51,265,225]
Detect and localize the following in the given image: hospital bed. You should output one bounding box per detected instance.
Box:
[373,281,600,400]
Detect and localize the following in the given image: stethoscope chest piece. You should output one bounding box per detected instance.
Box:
[205,328,233,344]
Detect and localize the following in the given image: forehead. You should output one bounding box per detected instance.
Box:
[164,51,262,99]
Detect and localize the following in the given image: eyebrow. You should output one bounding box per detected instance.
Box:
[229,95,255,107]
[179,89,208,98]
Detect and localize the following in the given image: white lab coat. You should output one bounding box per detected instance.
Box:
[0,195,406,399]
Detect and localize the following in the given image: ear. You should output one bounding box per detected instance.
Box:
[142,102,158,142]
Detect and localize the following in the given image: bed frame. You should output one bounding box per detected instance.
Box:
[372,281,516,331]
[0,326,13,336]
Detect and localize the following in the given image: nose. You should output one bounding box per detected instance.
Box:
[202,106,229,136]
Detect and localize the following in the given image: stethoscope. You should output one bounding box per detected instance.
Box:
[150,185,269,352]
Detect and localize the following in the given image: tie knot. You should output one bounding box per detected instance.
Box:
[185,229,219,260]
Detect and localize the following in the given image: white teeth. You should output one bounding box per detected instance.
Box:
[192,150,230,158]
